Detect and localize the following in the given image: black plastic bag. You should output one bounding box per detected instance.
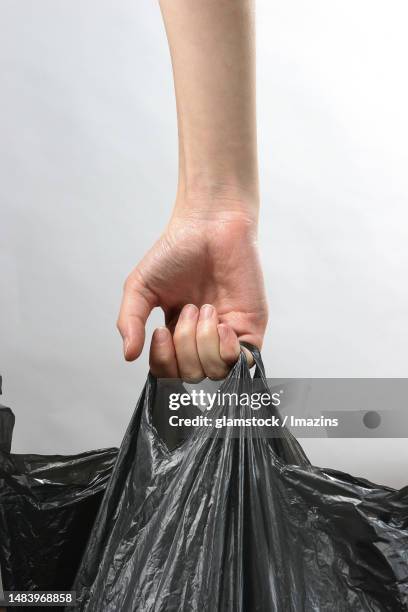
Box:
[0,376,15,454]
[0,407,14,455]
[0,422,117,593]
[69,348,408,611]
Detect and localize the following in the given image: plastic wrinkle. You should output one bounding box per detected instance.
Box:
[1,349,407,611]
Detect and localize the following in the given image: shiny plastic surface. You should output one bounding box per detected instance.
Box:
[0,440,117,593]
[69,349,408,611]
[0,406,14,454]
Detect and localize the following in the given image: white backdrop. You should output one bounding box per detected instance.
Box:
[1,1,407,486]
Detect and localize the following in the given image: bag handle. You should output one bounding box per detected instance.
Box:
[239,342,267,382]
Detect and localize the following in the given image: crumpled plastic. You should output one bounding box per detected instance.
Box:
[0,376,15,453]
[71,348,408,611]
[1,349,408,611]
[0,427,117,593]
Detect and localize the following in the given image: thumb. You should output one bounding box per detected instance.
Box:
[117,272,157,361]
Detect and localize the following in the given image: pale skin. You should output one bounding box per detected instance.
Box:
[117,0,267,380]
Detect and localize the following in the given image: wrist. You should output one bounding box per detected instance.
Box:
[173,183,259,226]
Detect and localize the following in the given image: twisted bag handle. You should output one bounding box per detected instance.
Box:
[240,341,267,381]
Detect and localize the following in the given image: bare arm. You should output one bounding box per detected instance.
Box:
[118,0,266,378]
[159,0,259,211]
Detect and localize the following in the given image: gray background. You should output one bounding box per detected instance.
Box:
[1,1,407,486]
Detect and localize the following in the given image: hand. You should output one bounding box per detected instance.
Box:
[149,304,241,381]
[117,206,268,366]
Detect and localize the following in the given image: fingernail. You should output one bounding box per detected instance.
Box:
[181,304,198,320]
[154,327,169,343]
[217,324,229,342]
[200,304,214,320]
[124,338,130,358]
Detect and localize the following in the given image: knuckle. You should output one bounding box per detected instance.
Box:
[173,325,190,344]
[151,352,170,367]
[182,372,205,384]
[197,325,212,342]
[258,309,269,331]
[123,275,135,293]
[221,352,239,366]
[205,364,229,381]
[123,270,144,294]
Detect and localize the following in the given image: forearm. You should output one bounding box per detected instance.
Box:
[159,0,259,219]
